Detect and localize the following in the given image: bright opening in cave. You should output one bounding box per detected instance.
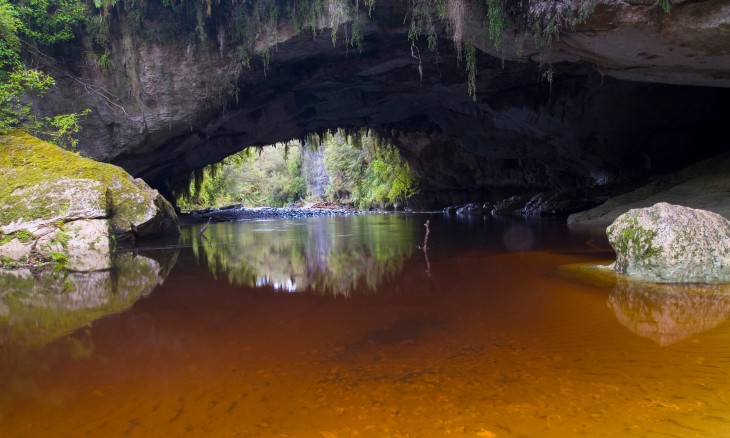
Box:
[176,129,419,211]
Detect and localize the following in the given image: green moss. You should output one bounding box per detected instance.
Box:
[51,229,70,249]
[0,255,18,267]
[0,131,152,229]
[609,217,662,269]
[50,252,68,264]
[656,0,671,13]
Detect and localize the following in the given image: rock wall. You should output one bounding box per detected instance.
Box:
[32,0,730,204]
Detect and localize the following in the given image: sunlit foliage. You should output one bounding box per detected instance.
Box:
[177,130,419,210]
[0,0,90,146]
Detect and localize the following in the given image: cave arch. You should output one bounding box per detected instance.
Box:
[38,0,730,208]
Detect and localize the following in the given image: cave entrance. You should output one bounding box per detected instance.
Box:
[175,129,418,211]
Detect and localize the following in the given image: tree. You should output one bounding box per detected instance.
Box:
[177,131,419,210]
[0,0,88,145]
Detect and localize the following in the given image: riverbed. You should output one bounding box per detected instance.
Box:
[1,214,729,437]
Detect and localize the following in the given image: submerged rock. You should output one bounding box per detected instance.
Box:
[607,203,730,283]
[0,132,180,270]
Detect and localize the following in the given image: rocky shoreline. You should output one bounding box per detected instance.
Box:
[182,204,364,224]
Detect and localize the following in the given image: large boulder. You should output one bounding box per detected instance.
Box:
[607,203,730,283]
[0,132,180,271]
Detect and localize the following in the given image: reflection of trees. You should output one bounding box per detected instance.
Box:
[608,277,730,346]
[187,216,416,296]
[0,250,178,348]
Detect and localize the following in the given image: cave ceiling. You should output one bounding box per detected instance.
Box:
[40,0,730,201]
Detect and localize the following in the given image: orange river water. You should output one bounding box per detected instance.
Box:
[1,214,729,437]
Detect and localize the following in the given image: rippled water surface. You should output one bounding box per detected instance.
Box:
[2,214,730,437]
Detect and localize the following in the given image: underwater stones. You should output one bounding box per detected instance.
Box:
[0,132,180,270]
[607,203,730,283]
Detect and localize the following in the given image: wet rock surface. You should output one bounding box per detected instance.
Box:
[569,152,730,225]
[441,190,602,218]
[607,203,730,283]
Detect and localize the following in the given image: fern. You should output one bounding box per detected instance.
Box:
[656,0,671,13]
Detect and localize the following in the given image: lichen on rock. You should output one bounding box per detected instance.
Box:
[607,202,730,283]
[0,132,180,271]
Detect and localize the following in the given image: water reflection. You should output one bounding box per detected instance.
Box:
[0,250,178,348]
[559,263,730,346]
[609,277,730,346]
[184,215,418,296]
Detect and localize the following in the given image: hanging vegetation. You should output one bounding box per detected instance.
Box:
[176,130,419,210]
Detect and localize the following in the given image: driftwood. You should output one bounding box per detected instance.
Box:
[423,220,431,277]
[422,220,430,249]
[199,217,212,236]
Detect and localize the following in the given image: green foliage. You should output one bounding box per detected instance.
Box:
[87,51,115,72]
[321,130,419,208]
[517,0,597,48]
[29,109,92,150]
[0,67,54,134]
[608,217,662,272]
[0,0,21,70]
[0,0,89,142]
[14,0,87,44]
[464,41,476,100]
[407,0,447,52]
[50,251,69,265]
[178,143,306,209]
[366,146,419,206]
[656,0,670,13]
[321,131,370,204]
[177,130,419,210]
[13,229,35,243]
[485,0,504,48]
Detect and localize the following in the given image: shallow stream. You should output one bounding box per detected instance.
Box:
[2,214,729,437]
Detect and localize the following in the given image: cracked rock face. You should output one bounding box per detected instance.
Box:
[36,0,730,202]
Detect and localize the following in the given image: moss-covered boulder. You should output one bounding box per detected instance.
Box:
[0,132,179,270]
[607,203,730,283]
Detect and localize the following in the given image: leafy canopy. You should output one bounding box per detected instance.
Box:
[0,0,89,145]
[177,130,419,210]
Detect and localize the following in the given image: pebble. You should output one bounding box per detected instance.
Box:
[191,206,364,222]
